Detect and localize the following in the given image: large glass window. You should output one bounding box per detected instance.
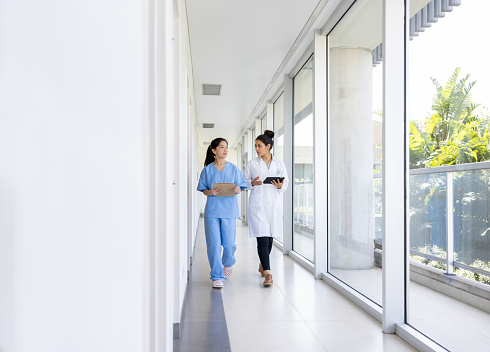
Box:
[327,0,383,305]
[273,93,285,162]
[261,114,267,135]
[273,93,285,244]
[293,56,314,262]
[407,0,490,349]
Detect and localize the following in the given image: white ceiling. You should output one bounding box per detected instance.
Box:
[186,0,322,153]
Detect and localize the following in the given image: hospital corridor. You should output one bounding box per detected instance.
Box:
[2,0,490,351]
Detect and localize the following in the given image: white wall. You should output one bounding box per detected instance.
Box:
[173,0,201,331]
[0,1,147,351]
[173,0,187,329]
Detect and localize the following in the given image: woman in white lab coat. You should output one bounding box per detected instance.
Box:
[244,130,289,287]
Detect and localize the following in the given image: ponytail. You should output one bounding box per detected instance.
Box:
[204,145,214,167]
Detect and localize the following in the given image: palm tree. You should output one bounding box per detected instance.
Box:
[409,68,490,169]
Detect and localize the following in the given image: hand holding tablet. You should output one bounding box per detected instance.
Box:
[263,177,285,184]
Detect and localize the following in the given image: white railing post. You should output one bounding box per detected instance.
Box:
[446,171,455,275]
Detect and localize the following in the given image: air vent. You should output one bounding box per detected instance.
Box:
[202,123,215,129]
[202,84,221,96]
[203,142,210,146]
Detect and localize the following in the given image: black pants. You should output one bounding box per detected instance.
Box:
[257,236,274,271]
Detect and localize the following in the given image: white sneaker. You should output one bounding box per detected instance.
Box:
[212,279,224,288]
[223,266,233,278]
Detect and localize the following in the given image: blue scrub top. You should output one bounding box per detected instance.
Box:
[197,162,247,218]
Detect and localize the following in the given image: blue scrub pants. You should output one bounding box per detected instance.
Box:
[204,217,237,281]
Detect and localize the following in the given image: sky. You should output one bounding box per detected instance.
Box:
[408,0,490,121]
[373,0,490,122]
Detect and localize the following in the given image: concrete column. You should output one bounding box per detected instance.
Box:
[329,47,374,269]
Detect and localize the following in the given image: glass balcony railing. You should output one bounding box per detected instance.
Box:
[293,179,314,230]
[293,179,315,262]
[376,161,490,284]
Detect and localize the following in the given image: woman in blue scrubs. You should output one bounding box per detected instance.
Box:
[197,137,247,288]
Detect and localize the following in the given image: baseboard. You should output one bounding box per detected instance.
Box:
[395,323,449,352]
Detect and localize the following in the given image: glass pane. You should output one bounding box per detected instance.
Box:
[274,93,285,162]
[410,173,447,262]
[408,0,490,349]
[327,0,383,305]
[273,93,285,244]
[454,170,490,271]
[374,176,382,246]
[261,116,267,135]
[293,56,314,262]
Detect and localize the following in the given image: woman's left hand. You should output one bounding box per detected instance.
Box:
[234,186,241,194]
[271,179,284,189]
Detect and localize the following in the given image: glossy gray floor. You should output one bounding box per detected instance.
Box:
[173,219,232,352]
[175,219,416,352]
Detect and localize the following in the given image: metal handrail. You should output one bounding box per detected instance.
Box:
[410,249,490,278]
[410,160,490,175]
[410,249,445,264]
[454,261,490,278]
[374,160,490,177]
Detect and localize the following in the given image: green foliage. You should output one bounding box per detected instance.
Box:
[407,69,490,286]
[411,244,449,270]
[409,68,490,169]
[411,244,490,285]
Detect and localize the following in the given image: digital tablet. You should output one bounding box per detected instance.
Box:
[213,183,236,197]
[263,177,285,184]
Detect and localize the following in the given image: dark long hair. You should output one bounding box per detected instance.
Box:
[256,130,275,151]
[204,137,228,167]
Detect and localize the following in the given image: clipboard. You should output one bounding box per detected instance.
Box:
[263,177,284,184]
[213,183,236,197]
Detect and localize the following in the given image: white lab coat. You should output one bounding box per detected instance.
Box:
[244,156,289,238]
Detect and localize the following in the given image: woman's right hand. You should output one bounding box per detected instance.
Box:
[210,187,222,196]
[251,175,262,187]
